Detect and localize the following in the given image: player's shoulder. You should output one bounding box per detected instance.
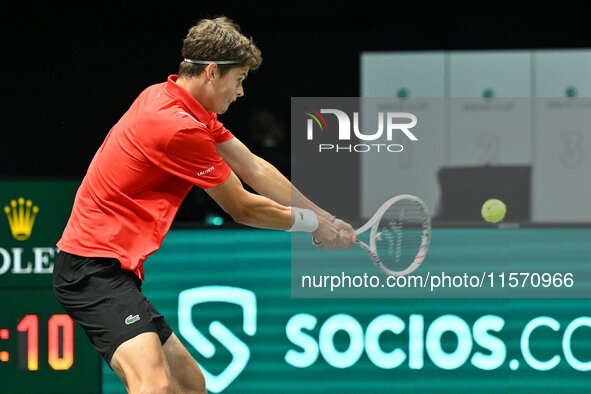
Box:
[151,107,214,144]
[136,80,167,101]
[150,107,217,152]
[132,81,216,144]
[171,107,208,129]
[137,85,207,130]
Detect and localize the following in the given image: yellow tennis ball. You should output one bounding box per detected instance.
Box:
[481,198,506,223]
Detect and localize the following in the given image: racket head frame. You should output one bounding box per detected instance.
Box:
[356,194,431,277]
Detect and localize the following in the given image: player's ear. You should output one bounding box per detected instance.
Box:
[205,63,218,83]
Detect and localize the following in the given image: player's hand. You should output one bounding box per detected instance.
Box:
[312,219,355,250]
[333,218,356,242]
[311,220,338,250]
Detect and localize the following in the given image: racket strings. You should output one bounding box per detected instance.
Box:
[375,200,426,272]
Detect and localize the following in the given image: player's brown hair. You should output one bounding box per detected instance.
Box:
[179,16,262,77]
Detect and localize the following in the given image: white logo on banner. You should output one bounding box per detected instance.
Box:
[306,110,418,141]
[178,286,257,393]
[305,109,418,153]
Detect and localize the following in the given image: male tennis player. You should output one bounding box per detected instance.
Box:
[53,16,355,394]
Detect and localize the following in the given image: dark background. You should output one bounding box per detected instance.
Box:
[1,1,589,221]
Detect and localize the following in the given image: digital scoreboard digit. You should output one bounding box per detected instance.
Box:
[0,181,100,394]
[0,289,100,393]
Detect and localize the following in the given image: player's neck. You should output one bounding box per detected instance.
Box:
[175,76,212,111]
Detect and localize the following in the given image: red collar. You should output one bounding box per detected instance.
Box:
[164,75,217,126]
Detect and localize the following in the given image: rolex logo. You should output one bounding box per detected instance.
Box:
[4,198,39,241]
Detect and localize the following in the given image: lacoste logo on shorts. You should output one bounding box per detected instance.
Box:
[125,314,140,325]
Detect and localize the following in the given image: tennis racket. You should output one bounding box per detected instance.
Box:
[354,194,431,276]
[313,195,427,279]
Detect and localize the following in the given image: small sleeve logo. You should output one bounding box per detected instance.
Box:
[198,166,215,176]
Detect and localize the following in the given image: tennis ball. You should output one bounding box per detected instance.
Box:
[481,198,506,223]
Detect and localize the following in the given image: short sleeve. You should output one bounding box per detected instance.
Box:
[160,127,231,189]
[209,114,234,144]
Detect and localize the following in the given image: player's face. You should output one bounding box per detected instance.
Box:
[212,66,249,114]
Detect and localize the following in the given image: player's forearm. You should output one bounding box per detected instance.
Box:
[233,192,292,230]
[246,156,333,221]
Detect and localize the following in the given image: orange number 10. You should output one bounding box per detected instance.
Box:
[17,314,74,371]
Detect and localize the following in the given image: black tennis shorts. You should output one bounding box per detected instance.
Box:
[52,251,172,365]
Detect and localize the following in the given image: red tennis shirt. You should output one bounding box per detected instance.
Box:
[57,75,233,280]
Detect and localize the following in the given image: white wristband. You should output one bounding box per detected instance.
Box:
[287,207,319,232]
